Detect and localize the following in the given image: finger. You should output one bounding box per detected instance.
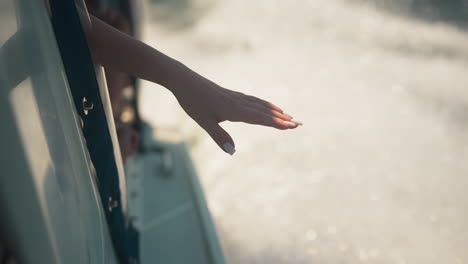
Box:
[246,101,292,121]
[203,122,236,155]
[240,106,298,130]
[245,101,303,126]
[245,95,284,113]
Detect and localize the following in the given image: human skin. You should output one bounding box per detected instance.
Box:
[86,15,302,155]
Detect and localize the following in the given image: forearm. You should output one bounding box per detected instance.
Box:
[87,14,191,93]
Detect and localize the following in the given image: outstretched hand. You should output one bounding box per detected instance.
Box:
[172,72,302,155]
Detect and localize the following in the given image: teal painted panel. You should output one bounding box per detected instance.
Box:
[0,0,118,263]
[140,149,194,223]
[141,207,209,264]
[126,124,225,264]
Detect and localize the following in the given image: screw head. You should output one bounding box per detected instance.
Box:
[82,97,94,115]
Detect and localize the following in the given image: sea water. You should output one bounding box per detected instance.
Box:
[140,0,468,263]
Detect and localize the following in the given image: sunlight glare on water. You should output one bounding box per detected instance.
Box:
[140,0,468,263]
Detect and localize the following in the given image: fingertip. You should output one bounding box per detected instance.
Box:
[223,142,236,155]
[204,122,236,155]
[291,119,303,126]
[283,120,298,128]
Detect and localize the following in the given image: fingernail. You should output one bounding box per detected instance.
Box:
[292,119,303,126]
[284,112,293,119]
[283,121,298,127]
[223,143,236,155]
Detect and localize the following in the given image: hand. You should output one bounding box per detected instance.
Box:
[172,72,302,155]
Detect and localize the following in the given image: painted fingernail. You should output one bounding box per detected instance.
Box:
[283,121,298,127]
[292,119,303,126]
[223,143,236,155]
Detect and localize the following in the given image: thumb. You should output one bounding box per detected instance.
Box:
[204,122,236,155]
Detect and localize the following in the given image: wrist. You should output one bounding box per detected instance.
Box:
[162,59,197,96]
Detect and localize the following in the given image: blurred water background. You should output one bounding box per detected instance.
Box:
[139,0,468,263]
